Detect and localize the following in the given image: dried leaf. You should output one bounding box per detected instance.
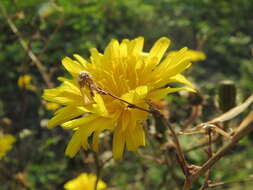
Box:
[210,94,253,123]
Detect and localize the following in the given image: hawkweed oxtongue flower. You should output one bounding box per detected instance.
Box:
[43,37,196,160]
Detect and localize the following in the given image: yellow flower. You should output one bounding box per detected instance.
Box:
[0,134,16,159]
[168,49,206,62]
[43,37,195,159]
[45,102,60,110]
[18,74,37,91]
[64,173,106,190]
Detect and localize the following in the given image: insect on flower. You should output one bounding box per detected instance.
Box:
[78,71,107,97]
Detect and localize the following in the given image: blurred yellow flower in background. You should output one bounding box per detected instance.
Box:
[43,37,196,159]
[0,134,16,159]
[64,173,106,190]
[18,74,37,91]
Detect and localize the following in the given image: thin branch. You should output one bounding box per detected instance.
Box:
[185,133,222,153]
[183,109,253,190]
[182,105,201,130]
[192,119,253,180]
[154,111,189,176]
[0,3,53,88]
[199,130,212,190]
[208,177,253,188]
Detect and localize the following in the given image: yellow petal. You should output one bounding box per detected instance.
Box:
[92,119,115,152]
[119,41,128,58]
[154,47,188,75]
[166,59,192,78]
[134,123,145,147]
[92,94,108,117]
[120,111,131,132]
[48,106,88,128]
[168,74,195,88]
[134,85,148,102]
[73,54,89,68]
[185,50,206,61]
[90,48,103,67]
[42,80,82,105]
[65,130,82,158]
[167,47,188,66]
[62,57,85,76]
[156,74,194,88]
[121,85,148,104]
[61,114,98,130]
[45,102,60,110]
[81,118,115,151]
[148,37,171,64]
[65,118,104,157]
[169,49,206,62]
[112,127,125,160]
[43,88,83,105]
[125,123,137,151]
[104,39,120,60]
[130,105,149,121]
[129,37,144,56]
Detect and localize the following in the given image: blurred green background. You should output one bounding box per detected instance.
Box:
[0,0,253,189]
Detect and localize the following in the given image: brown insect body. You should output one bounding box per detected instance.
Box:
[78,71,107,98]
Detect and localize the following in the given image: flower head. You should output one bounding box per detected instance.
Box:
[0,134,16,159]
[43,37,195,159]
[64,173,106,190]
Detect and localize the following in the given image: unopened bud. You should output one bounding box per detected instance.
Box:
[218,80,236,112]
